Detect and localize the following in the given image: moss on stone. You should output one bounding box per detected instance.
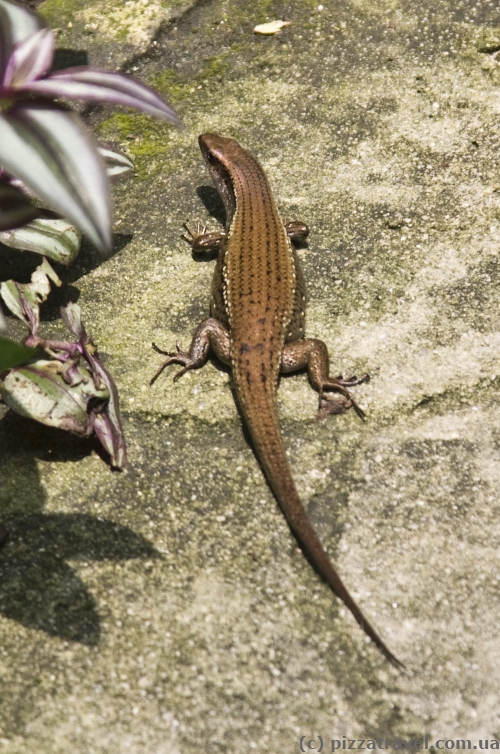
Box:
[39,0,79,25]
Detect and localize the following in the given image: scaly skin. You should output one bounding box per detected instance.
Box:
[152,133,402,668]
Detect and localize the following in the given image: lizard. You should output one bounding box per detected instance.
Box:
[151,132,402,668]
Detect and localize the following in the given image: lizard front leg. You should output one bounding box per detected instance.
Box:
[181,223,225,254]
[150,317,231,384]
[182,221,308,252]
[284,221,309,244]
[280,338,369,420]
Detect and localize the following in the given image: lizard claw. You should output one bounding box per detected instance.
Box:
[181,221,226,254]
[317,376,367,422]
[317,393,366,422]
[334,373,370,388]
[152,342,171,357]
[150,342,193,385]
[181,222,207,246]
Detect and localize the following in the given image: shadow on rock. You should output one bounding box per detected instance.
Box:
[196,185,226,227]
[51,48,89,71]
[61,232,133,286]
[0,413,159,644]
[40,233,134,317]
[0,232,133,293]
[0,513,159,645]
[0,411,99,465]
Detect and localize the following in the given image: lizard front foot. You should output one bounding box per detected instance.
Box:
[181,222,225,254]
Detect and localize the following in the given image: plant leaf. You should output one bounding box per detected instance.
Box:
[0,256,61,333]
[25,68,183,127]
[91,359,127,469]
[0,358,109,435]
[0,102,112,254]
[60,302,127,467]
[3,28,54,87]
[0,0,45,82]
[98,142,134,180]
[0,217,81,265]
[0,182,38,229]
[59,301,87,342]
[0,335,36,370]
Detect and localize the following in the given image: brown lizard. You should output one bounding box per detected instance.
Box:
[152,133,402,667]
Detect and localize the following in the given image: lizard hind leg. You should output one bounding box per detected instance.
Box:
[280,338,369,421]
[318,372,370,422]
[317,388,366,422]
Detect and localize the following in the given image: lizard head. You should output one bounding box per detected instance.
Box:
[198,133,273,228]
[198,133,251,225]
[198,132,240,162]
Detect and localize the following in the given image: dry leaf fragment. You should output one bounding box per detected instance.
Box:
[253,20,291,35]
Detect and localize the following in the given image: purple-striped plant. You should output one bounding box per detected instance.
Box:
[0,0,181,251]
[0,0,182,467]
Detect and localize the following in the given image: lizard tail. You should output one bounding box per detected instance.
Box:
[238,383,403,669]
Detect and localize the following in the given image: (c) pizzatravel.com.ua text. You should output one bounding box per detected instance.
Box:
[298,738,500,752]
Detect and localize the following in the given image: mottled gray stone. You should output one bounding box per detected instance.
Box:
[1,0,500,750]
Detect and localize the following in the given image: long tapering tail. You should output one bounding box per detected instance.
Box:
[238,382,403,668]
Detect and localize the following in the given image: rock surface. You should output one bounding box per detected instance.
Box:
[1,0,500,750]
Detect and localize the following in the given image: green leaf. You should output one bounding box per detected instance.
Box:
[0,0,45,77]
[60,301,86,341]
[0,257,61,333]
[0,217,81,265]
[26,68,183,127]
[0,358,109,435]
[98,143,134,180]
[91,359,127,469]
[0,335,35,370]
[0,103,112,254]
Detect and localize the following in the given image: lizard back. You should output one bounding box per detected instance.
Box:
[201,133,302,457]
